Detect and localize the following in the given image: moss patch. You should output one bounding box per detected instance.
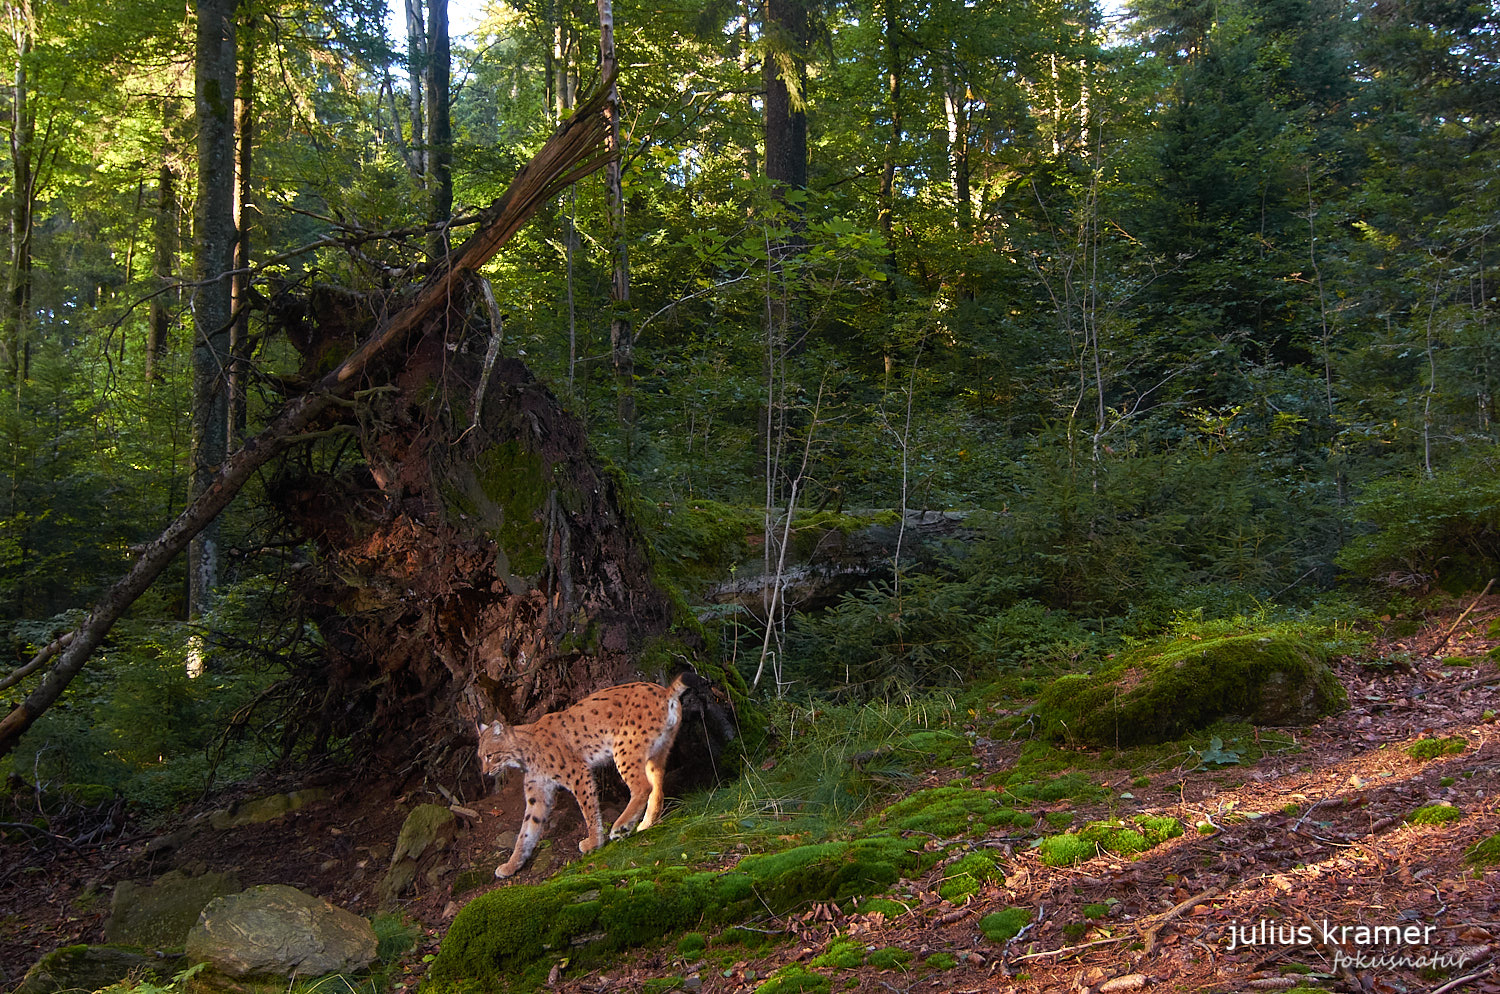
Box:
[978,908,1032,942]
[809,938,865,969]
[1039,815,1181,866]
[874,787,1032,838]
[1033,633,1345,746]
[938,852,999,903]
[1407,804,1463,826]
[1464,833,1500,867]
[1407,737,1467,760]
[430,837,924,989]
[755,964,831,994]
[867,947,913,970]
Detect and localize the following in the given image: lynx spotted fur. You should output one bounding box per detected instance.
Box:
[477,675,689,878]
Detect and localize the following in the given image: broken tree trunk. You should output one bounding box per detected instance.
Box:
[0,87,617,761]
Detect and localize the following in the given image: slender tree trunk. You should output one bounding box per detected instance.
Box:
[406,0,426,181]
[4,0,35,386]
[943,67,971,232]
[147,102,177,382]
[229,8,255,441]
[190,0,238,621]
[878,0,901,290]
[424,0,452,261]
[597,0,633,426]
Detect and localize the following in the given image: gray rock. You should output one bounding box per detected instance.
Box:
[13,945,183,994]
[185,884,377,978]
[104,869,242,949]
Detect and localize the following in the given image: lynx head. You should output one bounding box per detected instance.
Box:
[476,721,521,777]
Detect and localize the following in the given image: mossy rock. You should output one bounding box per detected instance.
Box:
[208,788,328,830]
[13,945,184,994]
[104,869,243,949]
[1034,633,1345,746]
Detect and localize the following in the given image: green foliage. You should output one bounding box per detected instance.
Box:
[4,595,289,812]
[1406,804,1462,826]
[1337,450,1500,590]
[923,952,959,970]
[1407,737,1467,760]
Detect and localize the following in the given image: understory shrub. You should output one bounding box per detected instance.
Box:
[1336,446,1500,591]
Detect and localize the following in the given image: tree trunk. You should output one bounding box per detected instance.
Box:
[190,0,238,621]
[597,0,633,427]
[229,8,255,442]
[0,85,618,762]
[879,0,901,287]
[146,101,177,383]
[4,0,35,386]
[943,67,971,232]
[762,0,808,198]
[424,0,452,261]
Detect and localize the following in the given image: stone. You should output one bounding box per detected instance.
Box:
[208,788,329,830]
[379,803,457,905]
[13,945,183,994]
[185,884,377,978]
[104,869,242,949]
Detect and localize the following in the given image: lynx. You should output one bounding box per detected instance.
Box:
[477,675,690,878]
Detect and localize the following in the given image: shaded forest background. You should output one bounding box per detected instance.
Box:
[0,0,1497,803]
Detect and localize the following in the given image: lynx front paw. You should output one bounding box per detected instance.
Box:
[579,835,602,854]
[496,860,521,879]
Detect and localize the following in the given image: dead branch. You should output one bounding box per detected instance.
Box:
[1431,578,1496,655]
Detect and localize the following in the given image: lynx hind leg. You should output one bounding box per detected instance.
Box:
[496,777,557,879]
[638,753,670,832]
[636,692,685,834]
[610,756,654,840]
[563,767,608,854]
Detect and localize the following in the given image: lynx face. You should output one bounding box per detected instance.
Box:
[477,675,690,879]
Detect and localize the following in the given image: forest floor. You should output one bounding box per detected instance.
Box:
[3,596,1499,993]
